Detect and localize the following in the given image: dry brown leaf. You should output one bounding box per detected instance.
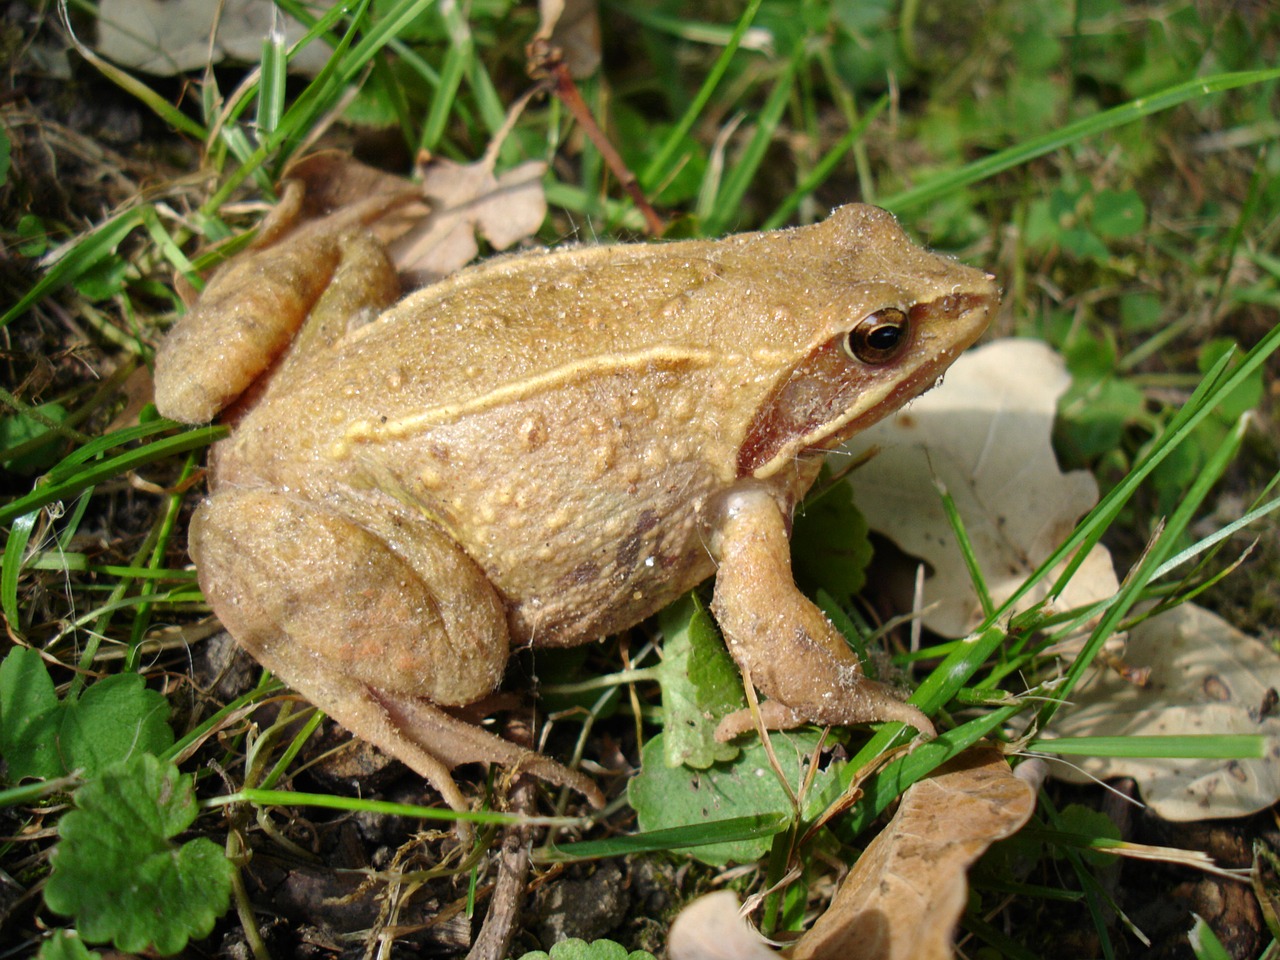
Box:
[534,0,603,77]
[667,746,1034,960]
[843,338,1118,637]
[391,157,547,284]
[169,152,423,307]
[97,0,335,76]
[790,744,1035,960]
[278,153,424,226]
[1048,603,1280,820]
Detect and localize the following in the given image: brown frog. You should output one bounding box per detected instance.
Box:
[154,168,998,812]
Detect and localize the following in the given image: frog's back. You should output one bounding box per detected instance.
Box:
[243,204,966,429]
[317,231,811,407]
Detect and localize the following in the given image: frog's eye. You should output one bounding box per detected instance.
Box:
[845,308,909,364]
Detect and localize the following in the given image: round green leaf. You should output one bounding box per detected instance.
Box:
[44,754,233,955]
[36,930,100,960]
[1092,188,1145,238]
[630,729,830,865]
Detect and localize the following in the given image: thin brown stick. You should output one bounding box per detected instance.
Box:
[467,774,538,960]
[528,41,666,236]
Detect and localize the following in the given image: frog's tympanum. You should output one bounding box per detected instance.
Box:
[155,167,998,812]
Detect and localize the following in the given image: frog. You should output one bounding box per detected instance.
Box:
[154,164,998,813]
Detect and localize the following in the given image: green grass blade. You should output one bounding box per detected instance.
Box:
[257,28,289,136]
[1038,411,1251,729]
[939,481,995,621]
[420,0,472,152]
[258,709,326,791]
[0,774,84,809]
[465,43,508,143]
[0,426,227,527]
[139,208,198,281]
[831,328,1280,831]
[201,0,379,211]
[760,96,888,230]
[42,420,202,478]
[70,39,206,139]
[815,700,1025,828]
[1,511,37,632]
[1150,490,1280,581]
[208,788,577,827]
[639,0,765,192]
[1031,735,1266,759]
[962,913,1045,960]
[1189,914,1235,960]
[703,48,800,233]
[1021,328,1277,632]
[2,207,149,329]
[881,69,1280,213]
[535,813,791,863]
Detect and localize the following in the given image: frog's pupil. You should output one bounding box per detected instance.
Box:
[867,325,901,350]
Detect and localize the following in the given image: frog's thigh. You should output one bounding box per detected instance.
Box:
[192,488,506,704]
[709,484,935,741]
[190,489,603,810]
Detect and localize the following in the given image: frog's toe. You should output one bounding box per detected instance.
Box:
[375,692,607,809]
[714,690,935,743]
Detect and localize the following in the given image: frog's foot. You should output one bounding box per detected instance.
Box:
[709,483,935,743]
[190,487,604,812]
[250,671,605,811]
[372,693,606,809]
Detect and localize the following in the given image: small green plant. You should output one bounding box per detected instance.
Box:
[0,648,232,954]
[1025,185,1147,263]
[35,930,99,960]
[0,647,173,781]
[517,939,656,960]
[43,754,234,955]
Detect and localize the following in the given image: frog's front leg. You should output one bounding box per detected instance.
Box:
[190,488,605,811]
[708,483,935,742]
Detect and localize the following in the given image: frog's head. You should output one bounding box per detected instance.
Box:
[736,204,998,478]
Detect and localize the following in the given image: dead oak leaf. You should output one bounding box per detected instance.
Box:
[1048,603,1280,821]
[276,152,428,240]
[391,157,547,284]
[667,891,779,960]
[843,338,1118,638]
[668,745,1035,960]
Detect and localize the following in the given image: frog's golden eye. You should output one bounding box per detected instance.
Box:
[845,308,909,364]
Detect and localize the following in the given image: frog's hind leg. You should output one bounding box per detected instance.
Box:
[155,224,400,424]
[189,487,604,812]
